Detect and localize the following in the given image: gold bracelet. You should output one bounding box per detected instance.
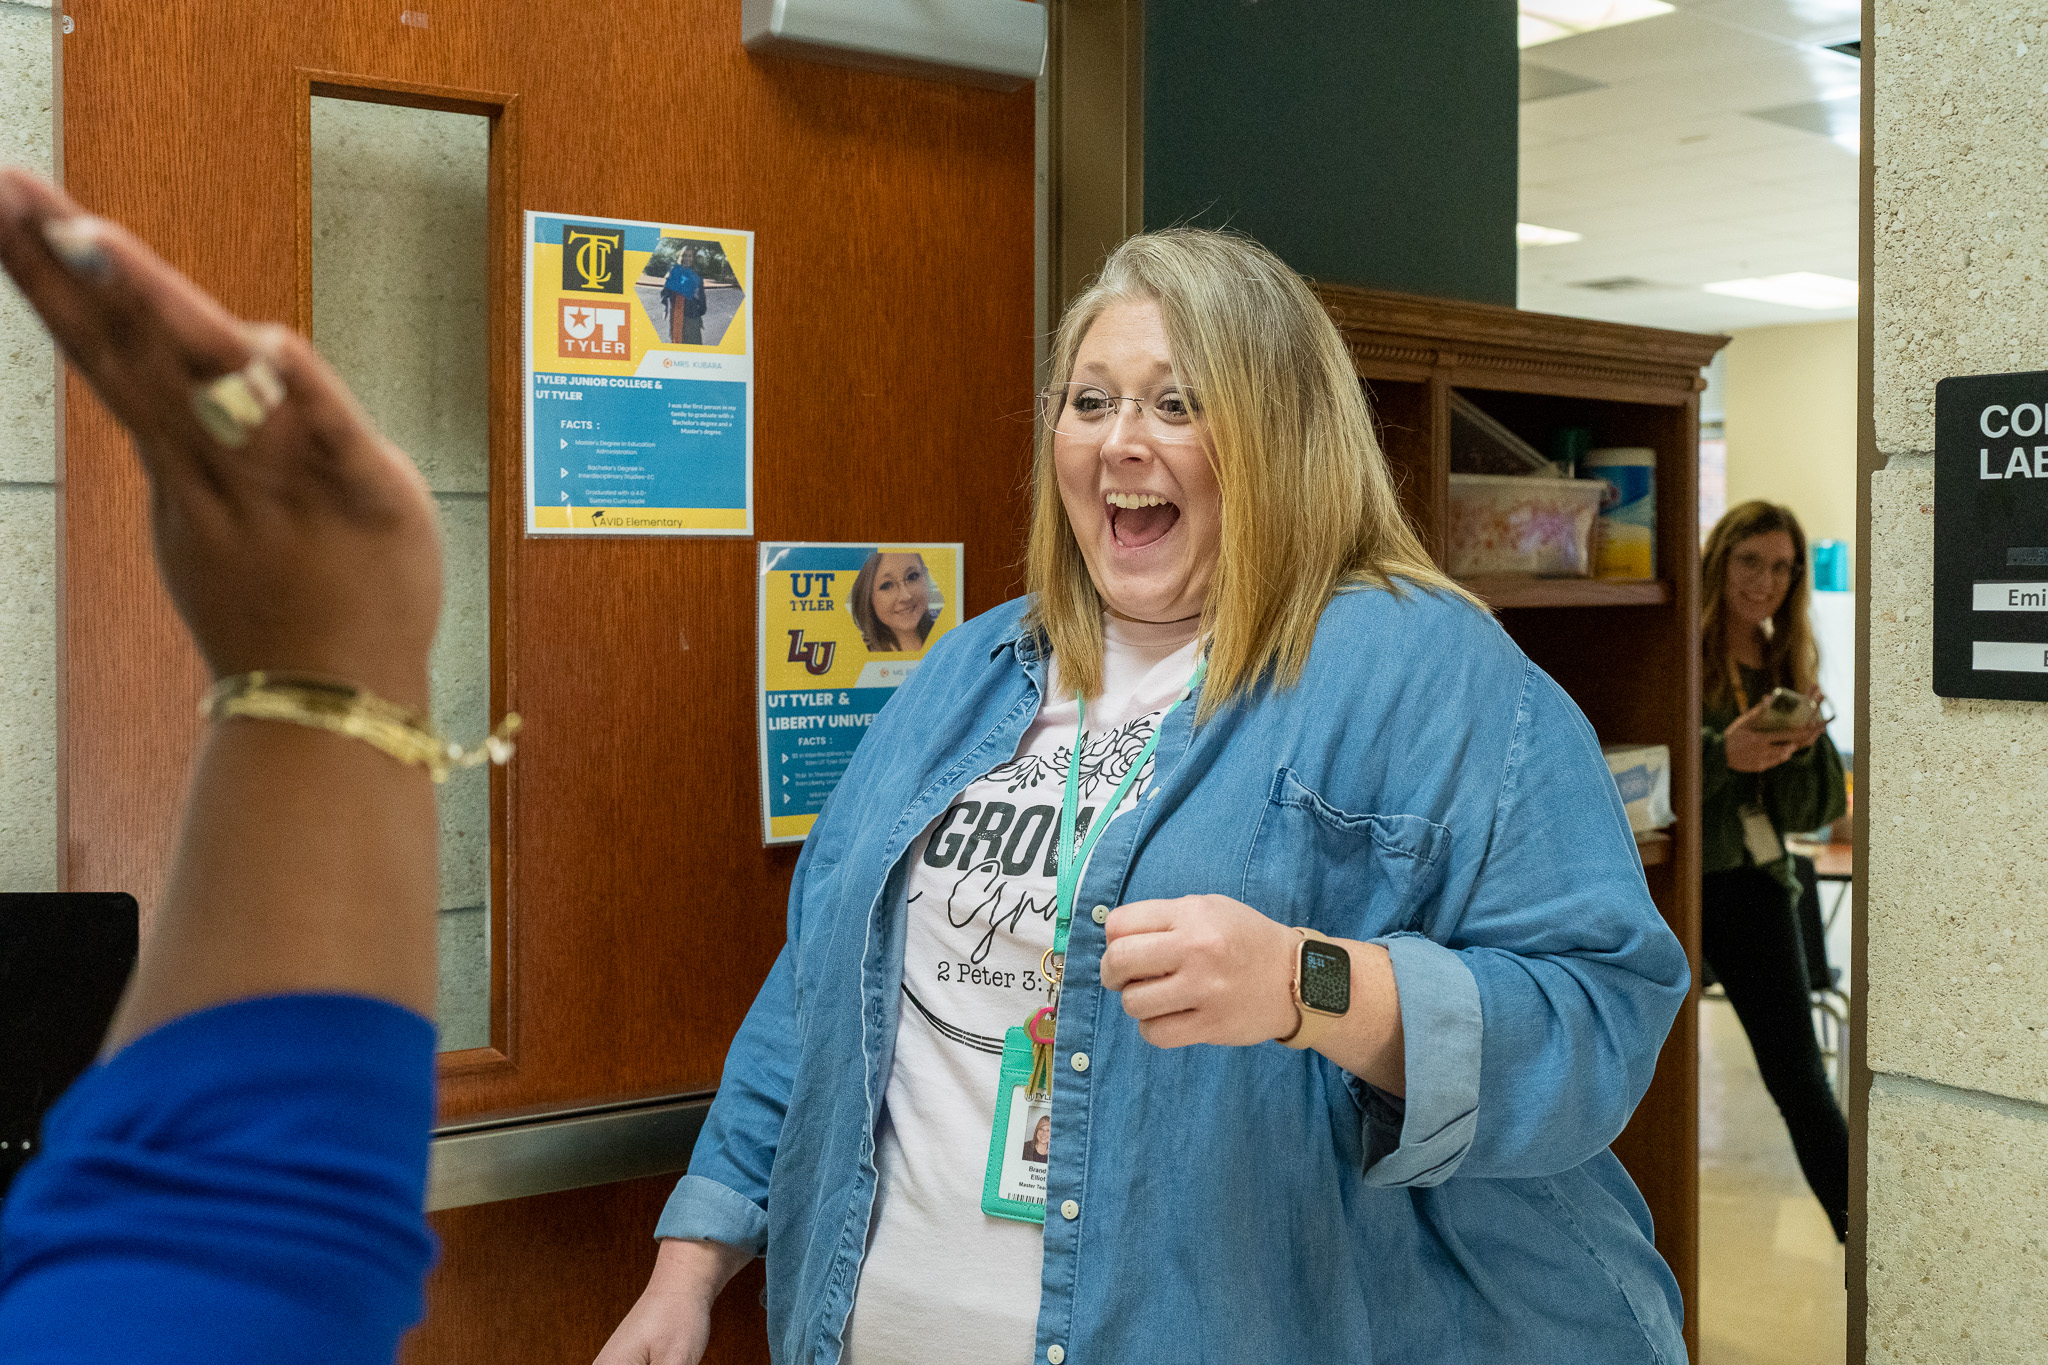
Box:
[201,672,521,784]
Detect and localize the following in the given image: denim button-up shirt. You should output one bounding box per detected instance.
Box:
[658,587,1690,1364]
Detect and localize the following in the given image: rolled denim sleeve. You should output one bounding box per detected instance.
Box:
[1356,933,1483,1186]
[656,1173,772,1250]
[1457,664,1688,1180]
[654,812,832,1254]
[652,943,796,1255]
[1360,662,1690,1187]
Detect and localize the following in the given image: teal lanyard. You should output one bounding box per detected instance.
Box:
[1051,659,1206,956]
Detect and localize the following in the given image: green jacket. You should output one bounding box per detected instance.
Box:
[1702,663,1847,898]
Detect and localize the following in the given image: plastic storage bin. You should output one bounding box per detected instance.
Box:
[1446,474,1605,578]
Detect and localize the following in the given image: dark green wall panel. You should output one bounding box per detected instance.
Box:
[1145,0,1518,305]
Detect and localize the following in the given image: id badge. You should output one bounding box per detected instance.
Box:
[981,1026,1050,1224]
[1740,802,1784,865]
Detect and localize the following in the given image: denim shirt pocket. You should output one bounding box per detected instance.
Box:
[1238,767,1452,939]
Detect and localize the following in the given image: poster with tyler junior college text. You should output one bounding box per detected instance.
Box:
[523,211,753,535]
[760,543,965,844]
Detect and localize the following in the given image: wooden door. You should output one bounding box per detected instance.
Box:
[59,4,1035,1360]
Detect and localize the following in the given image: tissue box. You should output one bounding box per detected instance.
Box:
[1602,744,1673,833]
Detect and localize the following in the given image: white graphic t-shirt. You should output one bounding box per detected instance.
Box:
[840,614,1202,1365]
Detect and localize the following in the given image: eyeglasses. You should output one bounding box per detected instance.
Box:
[1040,381,1206,445]
[1730,550,1798,582]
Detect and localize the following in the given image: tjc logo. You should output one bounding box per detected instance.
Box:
[786,630,835,676]
[789,572,837,598]
[560,304,630,360]
[561,224,624,293]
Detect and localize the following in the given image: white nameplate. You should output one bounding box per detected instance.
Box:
[1973,581,2048,611]
[1973,640,2048,672]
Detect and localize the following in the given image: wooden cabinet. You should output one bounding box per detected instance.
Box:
[1316,282,1726,1355]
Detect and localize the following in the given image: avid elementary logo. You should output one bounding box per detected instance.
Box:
[561,224,624,294]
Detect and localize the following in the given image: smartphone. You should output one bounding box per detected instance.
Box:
[1751,686,1820,732]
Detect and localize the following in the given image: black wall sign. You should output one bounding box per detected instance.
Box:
[1935,369,2048,699]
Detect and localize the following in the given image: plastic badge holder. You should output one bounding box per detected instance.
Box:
[981,1026,1050,1223]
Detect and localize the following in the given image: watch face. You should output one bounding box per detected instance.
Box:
[1299,941,1351,1015]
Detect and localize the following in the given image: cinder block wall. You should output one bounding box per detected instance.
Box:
[0,0,55,894]
[1868,3,2048,1357]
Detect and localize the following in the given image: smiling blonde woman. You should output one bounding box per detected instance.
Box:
[599,229,1690,1365]
[849,550,936,653]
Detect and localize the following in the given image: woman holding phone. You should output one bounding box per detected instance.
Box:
[1701,500,1849,1241]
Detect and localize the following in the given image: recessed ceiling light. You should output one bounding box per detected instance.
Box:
[1518,222,1584,247]
[1701,273,1859,309]
[1519,1,1676,49]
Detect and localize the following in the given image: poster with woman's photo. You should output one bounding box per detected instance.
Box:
[758,542,965,844]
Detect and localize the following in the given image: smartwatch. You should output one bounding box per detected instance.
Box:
[1280,927,1351,1051]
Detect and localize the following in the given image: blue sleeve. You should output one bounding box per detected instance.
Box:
[653,612,1020,1249]
[654,829,820,1254]
[653,944,796,1253]
[0,995,437,1365]
[1360,663,1689,1186]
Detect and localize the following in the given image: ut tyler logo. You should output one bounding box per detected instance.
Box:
[559,304,630,360]
[789,572,838,598]
[561,224,624,293]
[787,630,835,676]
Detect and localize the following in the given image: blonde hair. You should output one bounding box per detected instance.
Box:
[1025,228,1472,720]
[1701,500,1818,711]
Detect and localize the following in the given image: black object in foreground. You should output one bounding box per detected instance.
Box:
[0,893,138,1200]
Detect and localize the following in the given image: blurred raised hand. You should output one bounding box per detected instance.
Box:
[0,166,440,711]
[0,164,446,1040]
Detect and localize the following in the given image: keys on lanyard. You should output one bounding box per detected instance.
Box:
[1020,659,1206,1099]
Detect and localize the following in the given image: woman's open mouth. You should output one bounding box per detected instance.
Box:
[1106,491,1180,550]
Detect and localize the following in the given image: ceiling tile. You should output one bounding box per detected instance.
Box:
[1520,10,1787,82]
[1521,62,1608,103]
[1654,51,1858,114]
[1748,141,1861,187]
[1677,0,1862,46]
[1519,81,1713,140]
[1517,0,1864,335]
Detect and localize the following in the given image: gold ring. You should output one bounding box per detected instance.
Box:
[191,353,286,448]
[1041,945,1063,984]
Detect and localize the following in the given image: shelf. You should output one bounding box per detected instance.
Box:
[1634,831,1671,867]
[1460,576,1672,609]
